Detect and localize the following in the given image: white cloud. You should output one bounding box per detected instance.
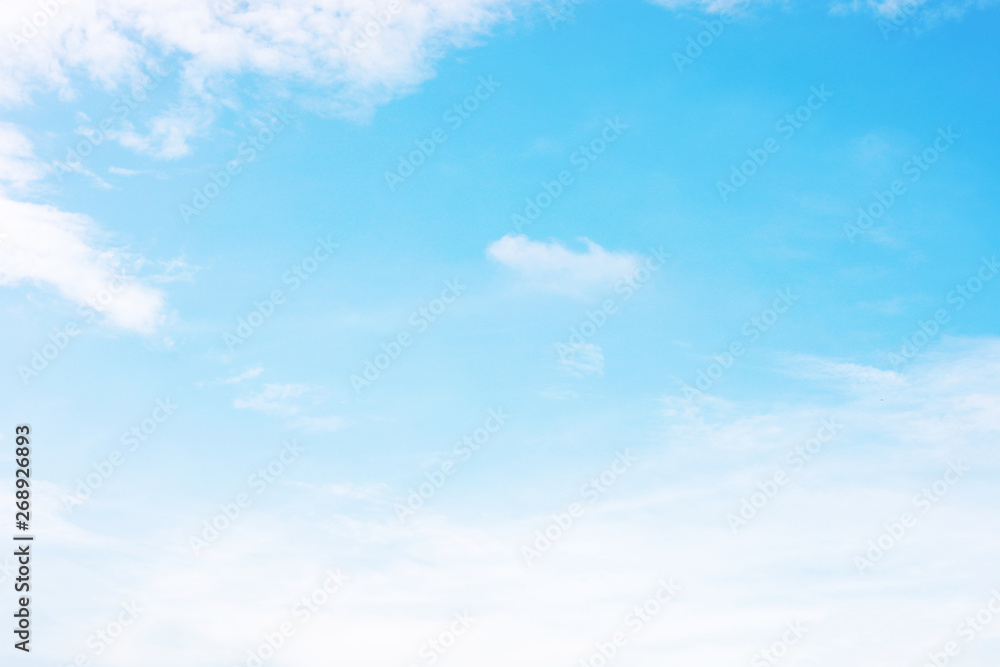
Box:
[107,102,216,160]
[0,0,538,156]
[0,122,170,332]
[107,166,143,176]
[649,0,760,13]
[653,0,996,24]
[300,480,391,500]
[868,0,927,17]
[0,122,46,189]
[233,383,321,416]
[289,415,350,433]
[0,198,166,332]
[487,234,641,298]
[781,353,905,394]
[25,336,1000,666]
[830,0,998,24]
[148,257,199,284]
[219,367,264,385]
[233,383,347,433]
[541,387,581,401]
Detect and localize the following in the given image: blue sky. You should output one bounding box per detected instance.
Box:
[1,0,1000,665]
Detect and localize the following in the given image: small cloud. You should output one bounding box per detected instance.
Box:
[832,0,986,30]
[232,381,344,432]
[217,367,264,385]
[782,354,904,392]
[293,481,388,501]
[556,342,605,378]
[234,383,322,416]
[541,388,581,401]
[149,257,199,284]
[650,0,758,14]
[108,167,144,176]
[0,122,47,188]
[50,156,112,189]
[108,104,214,160]
[870,0,926,18]
[487,234,641,299]
[289,416,349,434]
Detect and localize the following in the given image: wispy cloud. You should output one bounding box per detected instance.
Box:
[0,120,168,332]
[148,258,199,284]
[0,122,46,189]
[649,0,762,13]
[0,199,166,332]
[233,383,322,416]
[289,415,350,434]
[556,342,605,378]
[781,354,904,390]
[36,338,1000,667]
[220,367,265,385]
[0,0,541,157]
[488,235,641,299]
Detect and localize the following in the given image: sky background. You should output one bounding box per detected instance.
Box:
[1,0,1000,665]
